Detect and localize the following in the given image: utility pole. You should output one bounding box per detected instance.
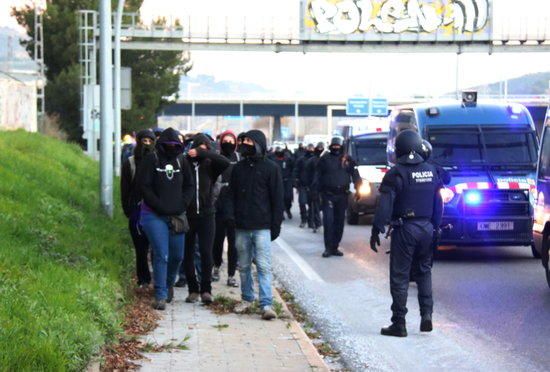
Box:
[34,5,45,132]
[114,0,125,177]
[99,0,114,217]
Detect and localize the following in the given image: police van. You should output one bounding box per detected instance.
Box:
[533,107,550,288]
[388,94,540,253]
[346,131,388,224]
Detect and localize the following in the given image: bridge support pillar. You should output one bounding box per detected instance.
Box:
[272,115,282,142]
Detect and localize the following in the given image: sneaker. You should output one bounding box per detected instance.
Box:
[381,323,407,337]
[322,250,331,258]
[299,221,306,228]
[235,300,253,314]
[174,277,187,288]
[185,292,200,303]
[201,292,214,304]
[420,316,433,332]
[212,267,220,282]
[332,248,344,257]
[152,299,166,310]
[312,228,318,234]
[167,287,174,303]
[227,276,239,287]
[261,306,277,320]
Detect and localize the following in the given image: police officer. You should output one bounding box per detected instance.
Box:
[294,143,315,228]
[272,144,295,219]
[313,136,361,257]
[370,130,443,337]
[305,142,325,232]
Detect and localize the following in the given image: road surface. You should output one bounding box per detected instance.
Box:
[273,213,550,371]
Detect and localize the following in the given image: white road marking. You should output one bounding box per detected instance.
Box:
[275,237,324,283]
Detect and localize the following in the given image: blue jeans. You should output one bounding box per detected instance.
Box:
[141,212,185,301]
[235,229,272,307]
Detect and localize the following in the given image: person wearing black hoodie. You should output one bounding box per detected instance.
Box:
[121,129,156,287]
[272,144,294,219]
[293,143,315,228]
[229,129,284,320]
[138,128,194,310]
[183,133,230,304]
[305,142,325,232]
[212,130,241,287]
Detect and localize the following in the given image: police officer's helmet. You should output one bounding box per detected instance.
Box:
[329,136,344,147]
[316,141,325,150]
[395,130,424,164]
[420,139,432,161]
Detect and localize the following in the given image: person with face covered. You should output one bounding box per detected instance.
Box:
[272,144,294,219]
[121,129,156,287]
[212,130,241,286]
[138,128,195,310]
[313,136,361,258]
[305,142,325,232]
[228,130,284,320]
[183,133,230,304]
[293,143,315,228]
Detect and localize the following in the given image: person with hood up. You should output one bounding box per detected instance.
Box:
[229,129,284,320]
[313,136,361,258]
[121,129,156,287]
[138,128,194,310]
[293,143,315,228]
[272,144,294,219]
[183,133,230,304]
[212,130,241,287]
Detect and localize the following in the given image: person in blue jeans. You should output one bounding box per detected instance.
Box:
[229,130,284,320]
[138,128,194,310]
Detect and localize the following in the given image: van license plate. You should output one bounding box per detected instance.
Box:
[477,222,514,231]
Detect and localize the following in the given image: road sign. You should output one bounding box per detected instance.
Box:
[370,98,388,117]
[346,98,370,116]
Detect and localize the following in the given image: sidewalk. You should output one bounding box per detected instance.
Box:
[136,268,328,371]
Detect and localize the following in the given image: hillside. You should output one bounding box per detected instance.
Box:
[469,71,550,96]
[0,130,132,371]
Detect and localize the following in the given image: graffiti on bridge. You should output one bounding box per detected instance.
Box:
[304,0,490,37]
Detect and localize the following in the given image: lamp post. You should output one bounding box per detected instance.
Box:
[114,0,125,177]
[99,0,114,217]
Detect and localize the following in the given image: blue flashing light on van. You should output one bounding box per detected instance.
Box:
[387,96,540,252]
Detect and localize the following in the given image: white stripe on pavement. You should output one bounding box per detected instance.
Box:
[275,237,324,283]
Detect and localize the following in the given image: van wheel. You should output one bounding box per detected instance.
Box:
[347,210,359,225]
[531,243,541,259]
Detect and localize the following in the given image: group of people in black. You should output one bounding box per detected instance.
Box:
[121,126,444,336]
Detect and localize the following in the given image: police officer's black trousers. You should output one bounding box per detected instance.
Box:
[298,187,309,223]
[389,220,434,325]
[308,191,322,228]
[321,193,347,251]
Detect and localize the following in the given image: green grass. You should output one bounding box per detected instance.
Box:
[0,130,133,371]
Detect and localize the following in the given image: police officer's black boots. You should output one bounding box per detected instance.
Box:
[381,323,408,337]
[420,315,433,332]
[322,249,331,258]
[332,248,344,256]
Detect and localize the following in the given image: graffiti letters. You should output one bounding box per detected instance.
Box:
[307,0,489,35]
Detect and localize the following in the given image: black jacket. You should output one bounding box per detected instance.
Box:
[121,156,141,218]
[312,151,361,194]
[215,150,240,220]
[229,130,284,232]
[304,153,321,188]
[138,128,195,216]
[293,152,314,187]
[187,133,230,218]
[272,153,294,181]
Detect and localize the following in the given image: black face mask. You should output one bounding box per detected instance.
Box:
[162,144,181,158]
[140,143,155,157]
[221,142,235,155]
[275,151,284,157]
[329,146,342,155]
[314,148,323,155]
[240,143,256,157]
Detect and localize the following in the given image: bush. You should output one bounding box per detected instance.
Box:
[0,130,133,371]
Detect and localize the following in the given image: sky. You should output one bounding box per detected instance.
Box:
[2,0,550,98]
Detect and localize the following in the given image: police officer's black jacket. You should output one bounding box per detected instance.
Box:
[304,153,321,188]
[272,153,294,181]
[373,160,444,233]
[293,152,313,187]
[138,128,195,216]
[229,130,284,231]
[312,152,361,194]
[186,134,230,218]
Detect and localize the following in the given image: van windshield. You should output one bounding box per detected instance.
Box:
[354,138,387,166]
[428,127,537,168]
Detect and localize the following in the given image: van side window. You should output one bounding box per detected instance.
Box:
[539,129,550,180]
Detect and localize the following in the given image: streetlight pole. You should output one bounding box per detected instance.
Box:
[99,0,114,217]
[114,0,125,177]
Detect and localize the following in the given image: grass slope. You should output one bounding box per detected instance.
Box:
[0,130,132,371]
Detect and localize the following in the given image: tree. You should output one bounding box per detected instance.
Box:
[12,0,191,142]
